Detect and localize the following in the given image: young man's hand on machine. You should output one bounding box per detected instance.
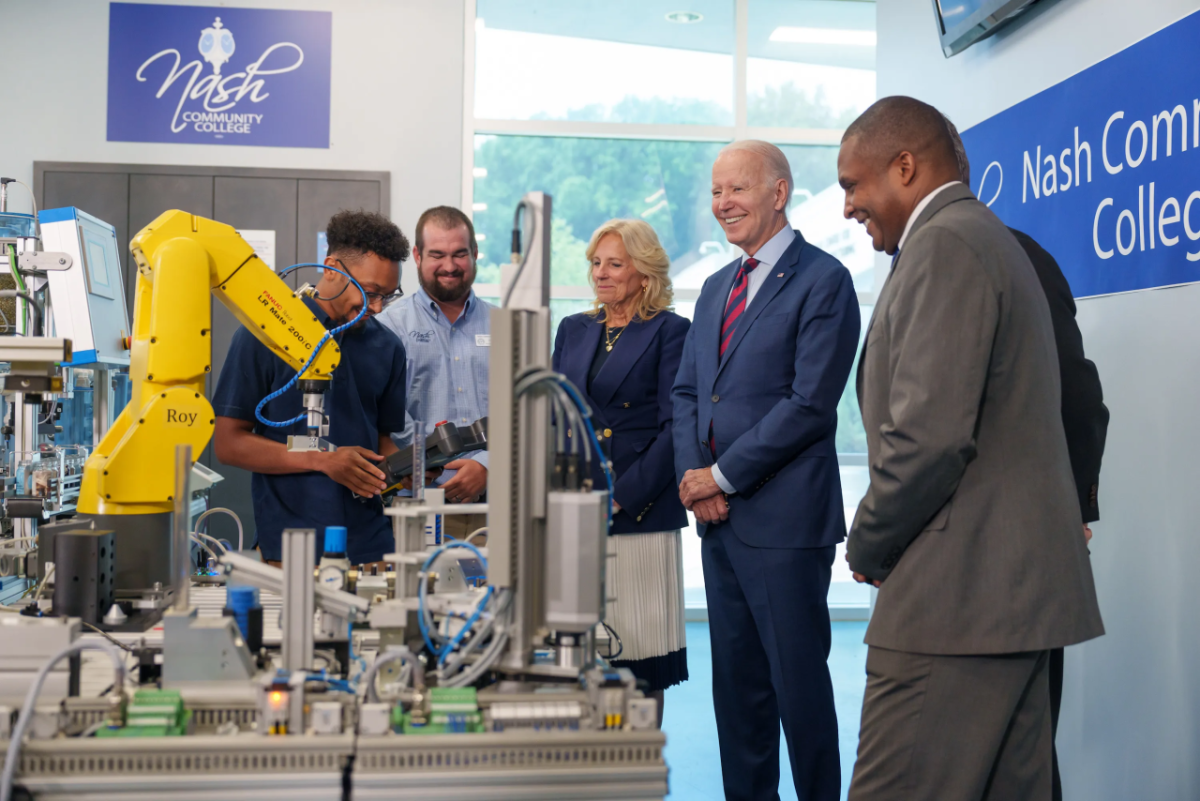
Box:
[315,446,389,497]
[398,469,444,492]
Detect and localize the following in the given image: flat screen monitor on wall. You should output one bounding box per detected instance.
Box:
[933,0,1048,57]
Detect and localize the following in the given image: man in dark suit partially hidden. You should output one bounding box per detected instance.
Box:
[840,96,1105,801]
[944,118,1110,801]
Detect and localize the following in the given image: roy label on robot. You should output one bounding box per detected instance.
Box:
[165,410,200,427]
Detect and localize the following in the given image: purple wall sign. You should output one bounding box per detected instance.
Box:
[107,3,332,148]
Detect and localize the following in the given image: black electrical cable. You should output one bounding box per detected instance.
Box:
[0,290,42,336]
[343,688,363,801]
[502,199,537,308]
[82,621,136,653]
[341,753,356,801]
[601,621,624,660]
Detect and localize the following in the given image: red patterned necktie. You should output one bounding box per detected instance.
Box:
[710,257,760,458]
[720,257,759,357]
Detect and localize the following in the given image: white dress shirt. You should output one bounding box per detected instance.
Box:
[711,224,797,495]
[727,224,796,309]
[897,181,961,254]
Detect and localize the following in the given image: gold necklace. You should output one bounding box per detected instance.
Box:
[604,323,627,352]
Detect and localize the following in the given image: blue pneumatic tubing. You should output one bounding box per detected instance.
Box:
[416,540,490,664]
[253,263,368,430]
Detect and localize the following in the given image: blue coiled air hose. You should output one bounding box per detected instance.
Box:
[253,263,368,430]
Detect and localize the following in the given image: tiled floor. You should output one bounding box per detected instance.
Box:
[662,621,869,800]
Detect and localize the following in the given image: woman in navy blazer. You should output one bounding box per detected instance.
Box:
[552,219,691,723]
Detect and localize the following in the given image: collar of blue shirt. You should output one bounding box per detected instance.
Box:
[415,285,480,324]
[742,224,796,269]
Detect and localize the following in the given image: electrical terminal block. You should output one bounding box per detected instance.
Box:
[95,689,189,738]
[583,667,641,731]
[488,701,583,733]
[603,712,624,730]
[395,687,485,734]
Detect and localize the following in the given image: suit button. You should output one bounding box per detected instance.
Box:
[636,516,642,522]
[603,428,612,438]
[712,394,720,403]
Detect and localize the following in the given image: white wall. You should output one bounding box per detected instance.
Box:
[878,2,1200,799]
[3,0,465,294]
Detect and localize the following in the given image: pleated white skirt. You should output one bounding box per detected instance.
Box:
[604,529,689,690]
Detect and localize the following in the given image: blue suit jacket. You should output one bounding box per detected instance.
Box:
[553,310,691,534]
[672,231,861,548]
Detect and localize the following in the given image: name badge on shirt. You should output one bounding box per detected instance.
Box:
[475,335,491,347]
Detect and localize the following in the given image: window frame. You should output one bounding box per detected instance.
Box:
[462,0,878,309]
[462,0,876,617]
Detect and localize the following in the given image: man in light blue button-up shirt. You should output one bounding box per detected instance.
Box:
[377,207,494,514]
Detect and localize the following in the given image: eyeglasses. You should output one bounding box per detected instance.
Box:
[364,288,404,308]
[334,259,403,307]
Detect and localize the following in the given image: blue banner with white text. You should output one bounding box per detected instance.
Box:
[107,3,331,148]
[961,9,1200,298]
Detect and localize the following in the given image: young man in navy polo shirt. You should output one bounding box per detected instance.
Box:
[212,210,409,565]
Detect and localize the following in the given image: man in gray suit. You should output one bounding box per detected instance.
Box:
[838,96,1104,800]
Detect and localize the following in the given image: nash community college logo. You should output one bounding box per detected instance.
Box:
[139,16,300,137]
[107,3,331,148]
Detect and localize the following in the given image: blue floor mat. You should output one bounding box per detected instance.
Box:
[662,620,869,800]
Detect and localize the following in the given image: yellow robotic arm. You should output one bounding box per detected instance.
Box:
[79,210,341,516]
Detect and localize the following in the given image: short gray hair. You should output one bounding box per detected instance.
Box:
[719,140,793,198]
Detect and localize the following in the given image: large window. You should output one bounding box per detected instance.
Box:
[466,0,878,612]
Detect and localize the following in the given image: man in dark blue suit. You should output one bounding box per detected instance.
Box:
[673,141,861,801]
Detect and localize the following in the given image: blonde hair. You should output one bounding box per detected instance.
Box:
[584,219,674,321]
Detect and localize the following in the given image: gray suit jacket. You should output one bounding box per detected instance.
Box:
[847,183,1104,655]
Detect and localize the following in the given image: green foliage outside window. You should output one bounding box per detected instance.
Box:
[472,82,869,453]
[473,83,847,282]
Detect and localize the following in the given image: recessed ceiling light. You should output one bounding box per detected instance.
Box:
[769,26,876,46]
[665,11,704,24]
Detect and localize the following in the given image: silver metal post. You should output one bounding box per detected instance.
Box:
[92,368,112,446]
[489,193,555,673]
[281,528,316,672]
[490,307,552,672]
[12,394,36,542]
[411,419,425,503]
[172,444,192,612]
